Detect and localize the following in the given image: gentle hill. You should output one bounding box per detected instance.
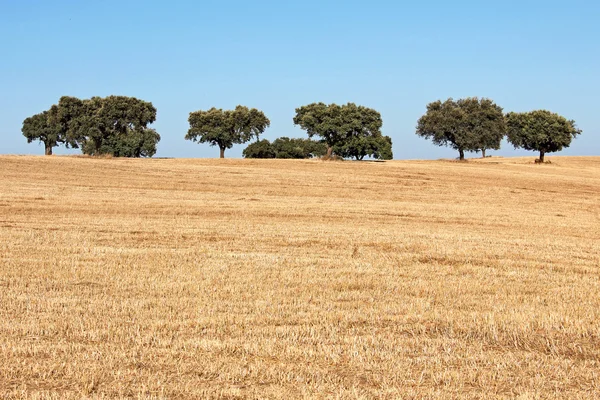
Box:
[1,155,599,398]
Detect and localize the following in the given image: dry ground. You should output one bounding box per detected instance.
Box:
[0,155,599,399]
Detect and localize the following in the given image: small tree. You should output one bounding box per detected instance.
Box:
[186,106,270,158]
[334,103,386,160]
[302,139,328,158]
[334,135,393,160]
[21,108,61,155]
[293,103,340,157]
[243,139,276,158]
[416,97,505,160]
[101,127,161,157]
[272,137,327,159]
[294,102,383,158]
[506,110,581,163]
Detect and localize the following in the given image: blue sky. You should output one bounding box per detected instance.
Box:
[1,0,598,159]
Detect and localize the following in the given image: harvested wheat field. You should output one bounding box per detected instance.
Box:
[0,155,599,399]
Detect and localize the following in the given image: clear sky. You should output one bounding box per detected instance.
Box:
[1,0,598,159]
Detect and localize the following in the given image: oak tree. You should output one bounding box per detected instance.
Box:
[242,139,276,159]
[416,97,505,160]
[21,107,61,155]
[293,102,383,158]
[23,95,160,157]
[506,110,581,163]
[334,135,393,160]
[63,96,158,156]
[272,137,327,159]
[186,106,270,158]
[100,127,161,157]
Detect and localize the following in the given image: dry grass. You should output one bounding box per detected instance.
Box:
[0,155,599,399]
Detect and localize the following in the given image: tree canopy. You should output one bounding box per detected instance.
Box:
[22,95,160,157]
[186,106,270,158]
[293,103,383,158]
[63,96,158,156]
[243,137,327,159]
[334,135,393,160]
[506,110,581,162]
[416,97,506,160]
[21,107,62,155]
[272,137,327,159]
[242,139,276,159]
[99,127,161,157]
[22,96,586,163]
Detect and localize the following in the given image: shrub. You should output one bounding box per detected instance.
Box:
[242,139,276,158]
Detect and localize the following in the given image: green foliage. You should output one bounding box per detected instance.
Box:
[416,97,505,160]
[506,110,581,162]
[377,136,394,160]
[293,103,339,153]
[21,108,62,155]
[293,103,383,157]
[243,138,327,159]
[294,102,389,161]
[98,128,161,157]
[66,96,158,156]
[23,95,160,157]
[186,106,270,158]
[243,139,276,159]
[334,135,393,160]
[272,137,327,159]
[301,138,328,158]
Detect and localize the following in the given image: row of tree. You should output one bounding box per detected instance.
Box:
[241,135,394,160]
[22,97,581,162]
[416,98,582,162]
[186,102,393,160]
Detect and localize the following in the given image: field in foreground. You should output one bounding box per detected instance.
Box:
[0,155,599,399]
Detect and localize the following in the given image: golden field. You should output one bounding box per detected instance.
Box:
[0,155,599,399]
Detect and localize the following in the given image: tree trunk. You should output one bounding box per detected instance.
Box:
[219,147,225,159]
[481,149,486,158]
[539,150,545,163]
[44,144,53,156]
[327,146,333,157]
[357,155,364,161]
[93,141,102,156]
[459,149,465,161]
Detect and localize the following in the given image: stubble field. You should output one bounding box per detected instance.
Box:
[0,155,599,399]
